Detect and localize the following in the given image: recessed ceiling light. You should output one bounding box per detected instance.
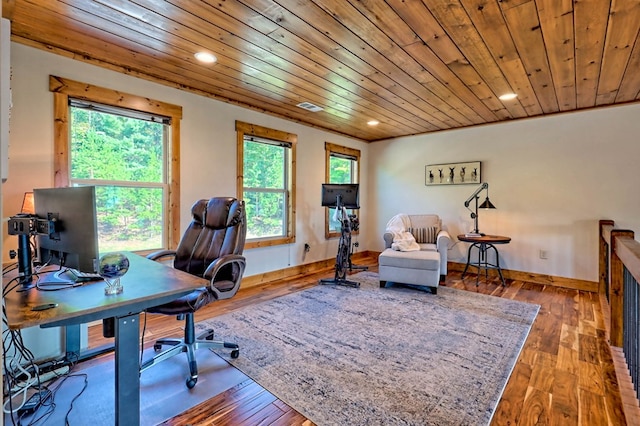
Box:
[499,93,518,101]
[194,52,217,64]
[367,120,380,126]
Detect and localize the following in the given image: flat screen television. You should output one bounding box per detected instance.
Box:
[34,186,99,273]
[321,183,360,209]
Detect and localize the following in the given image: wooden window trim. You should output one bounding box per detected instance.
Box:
[49,75,182,249]
[236,120,297,249]
[325,142,361,239]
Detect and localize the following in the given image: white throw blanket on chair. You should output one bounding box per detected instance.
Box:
[386,214,420,252]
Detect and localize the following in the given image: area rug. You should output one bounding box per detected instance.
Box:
[199,271,540,426]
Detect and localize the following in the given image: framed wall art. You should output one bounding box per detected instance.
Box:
[425,161,481,186]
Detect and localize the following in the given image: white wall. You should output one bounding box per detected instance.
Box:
[368,103,640,282]
[2,43,370,277]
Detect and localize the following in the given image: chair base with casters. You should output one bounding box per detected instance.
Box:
[140,311,239,389]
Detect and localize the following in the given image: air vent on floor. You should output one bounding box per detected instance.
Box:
[296,102,324,112]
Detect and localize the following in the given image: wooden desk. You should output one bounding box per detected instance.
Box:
[457,234,511,286]
[3,252,207,426]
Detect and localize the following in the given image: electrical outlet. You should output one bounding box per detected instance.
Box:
[539,250,548,260]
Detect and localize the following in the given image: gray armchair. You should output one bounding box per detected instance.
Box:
[383,214,450,280]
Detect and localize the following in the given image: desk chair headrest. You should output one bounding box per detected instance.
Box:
[192,197,244,230]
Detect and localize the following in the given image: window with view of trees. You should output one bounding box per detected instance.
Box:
[325,142,360,239]
[69,102,168,252]
[236,121,296,248]
[50,76,182,252]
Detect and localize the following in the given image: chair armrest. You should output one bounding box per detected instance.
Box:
[203,254,247,301]
[146,249,177,262]
[436,230,451,276]
[146,249,178,267]
[436,230,451,248]
[383,232,394,249]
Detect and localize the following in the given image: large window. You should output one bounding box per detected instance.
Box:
[236,121,296,248]
[50,76,182,252]
[325,142,360,239]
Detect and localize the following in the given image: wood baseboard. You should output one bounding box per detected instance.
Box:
[240,251,374,289]
[446,261,598,292]
[242,251,598,293]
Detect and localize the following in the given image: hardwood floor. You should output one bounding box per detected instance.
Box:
[86,255,635,425]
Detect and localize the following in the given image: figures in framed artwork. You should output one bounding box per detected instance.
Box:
[425,161,481,186]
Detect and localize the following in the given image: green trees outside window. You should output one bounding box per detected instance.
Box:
[70,105,168,252]
[328,155,356,232]
[329,155,354,183]
[236,120,296,248]
[243,140,289,239]
[324,143,360,239]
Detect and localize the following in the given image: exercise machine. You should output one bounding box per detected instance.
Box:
[319,183,362,288]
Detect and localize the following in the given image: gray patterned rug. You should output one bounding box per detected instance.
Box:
[199,271,539,425]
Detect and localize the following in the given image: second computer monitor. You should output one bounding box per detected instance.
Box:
[321,183,360,209]
[34,186,100,273]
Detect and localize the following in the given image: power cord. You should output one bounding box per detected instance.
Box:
[7,372,88,426]
[2,281,37,411]
[2,260,69,421]
[2,307,39,418]
[3,250,87,424]
[58,373,88,426]
[140,311,148,368]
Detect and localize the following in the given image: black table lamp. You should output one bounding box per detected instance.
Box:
[464,182,496,235]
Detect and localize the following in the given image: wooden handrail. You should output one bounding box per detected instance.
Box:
[599,220,640,411]
[599,222,638,347]
[616,237,640,285]
[601,220,614,244]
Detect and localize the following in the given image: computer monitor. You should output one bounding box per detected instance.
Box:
[321,183,360,209]
[34,186,99,273]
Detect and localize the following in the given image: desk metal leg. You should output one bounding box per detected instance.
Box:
[65,324,81,360]
[115,313,141,426]
[64,324,115,363]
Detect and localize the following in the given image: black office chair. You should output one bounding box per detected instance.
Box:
[140,197,247,389]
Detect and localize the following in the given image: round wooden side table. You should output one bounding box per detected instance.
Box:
[457,234,511,286]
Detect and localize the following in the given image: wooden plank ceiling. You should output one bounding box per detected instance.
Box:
[3,0,640,142]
